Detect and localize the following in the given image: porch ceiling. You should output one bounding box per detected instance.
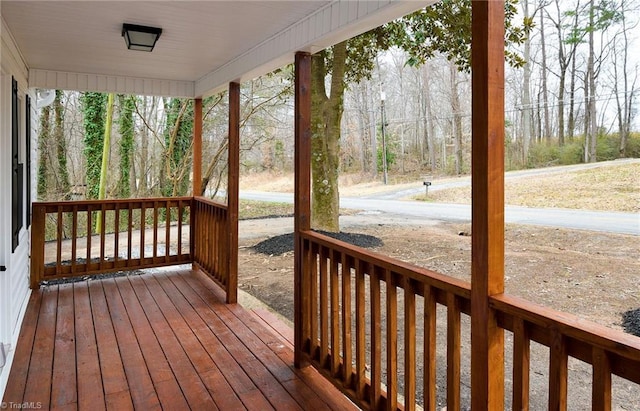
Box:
[1,1,434,97]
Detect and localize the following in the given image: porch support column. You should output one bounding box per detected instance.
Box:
[294,51,311,368]
[470,1,505,410]
[227,82,240,304]
[193,98,203,196]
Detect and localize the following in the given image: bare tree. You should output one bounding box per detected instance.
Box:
[611,0,639,156]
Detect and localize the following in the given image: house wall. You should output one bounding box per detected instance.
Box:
[0,20,35,397]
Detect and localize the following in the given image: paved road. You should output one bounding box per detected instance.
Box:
[239,191,639,235]
[241,159,639,235]
[364,158,640,200]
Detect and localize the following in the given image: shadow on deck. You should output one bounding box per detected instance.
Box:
[3,268,356,410]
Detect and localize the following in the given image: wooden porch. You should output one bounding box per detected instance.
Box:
[2,267,357,410]
[2,2,639,410]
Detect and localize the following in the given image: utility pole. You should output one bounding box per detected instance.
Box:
[380,90,388,185]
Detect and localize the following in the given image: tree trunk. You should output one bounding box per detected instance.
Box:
[369,84,378,177]
[53,90,70,195]
[566,2,582,143]
[81,92,107,200]
[37,105,51,199]
[357,88,368,173]
[568,54,577,142]
[422,64,437,171]
[539,9,552,143]
[586,0,597,162]
[118,95,135,198]
[96,92,115,233]
[450,62,463,175]
[521,0,533,163]
[616,0,634,157]
[311,42,347,232]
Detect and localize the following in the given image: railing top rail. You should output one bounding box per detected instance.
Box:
[33,196,193,208]
[301,229,471,300]
[492,293,640,362]
[193,196,228,210]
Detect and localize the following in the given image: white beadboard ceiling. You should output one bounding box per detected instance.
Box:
[1,1,433,97]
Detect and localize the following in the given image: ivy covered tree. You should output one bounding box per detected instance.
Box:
[81,92,107,199]
[37,104,51,199]
[311,0,530,231]
[118,95,136,198]
[162,98,193,197]
[53,90,70,195]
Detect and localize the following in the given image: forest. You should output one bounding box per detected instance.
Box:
[36,0,639,209]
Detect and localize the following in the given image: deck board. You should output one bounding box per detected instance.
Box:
[73,282,106,411]
[3,268,357,410]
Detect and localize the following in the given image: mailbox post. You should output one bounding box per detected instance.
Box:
[423,181,432,195]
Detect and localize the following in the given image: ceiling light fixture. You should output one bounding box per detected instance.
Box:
[122,23,162,52]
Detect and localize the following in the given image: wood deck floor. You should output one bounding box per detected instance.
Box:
[3,268,357,410]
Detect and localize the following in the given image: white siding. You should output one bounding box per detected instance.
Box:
[30,68,195,98]
[0,21,33,398]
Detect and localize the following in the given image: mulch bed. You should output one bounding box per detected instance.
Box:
[251,230,383,256]
[622,308,640,337]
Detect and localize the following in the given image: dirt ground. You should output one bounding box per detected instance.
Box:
[237,216,640,410]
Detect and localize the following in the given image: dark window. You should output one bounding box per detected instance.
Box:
[26,95,31,227]
[11,77,23,252]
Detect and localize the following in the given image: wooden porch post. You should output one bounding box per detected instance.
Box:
[470,1,505,410]
[294,51,311,368]
[193,98,203,196]
[191,98,203,268]
[227,82,240,304]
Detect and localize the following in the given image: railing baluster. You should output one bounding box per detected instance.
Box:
[86,206,92,266]
[71,205,78,275]
[190,199,196,261]
[330,249,340,377]
[310,242,319,359]
[140,202,146,262]
[320,246,329,368]
[214,206,219,275]
[302,237,311,353]
[56,207,63,276]
[513,318,530,411]
[99,203,106,271]
[341,253,352,386]
[153,200,159,260]
[214,205,219,274]
[549,331,568,411]
[165,200,171,261]
[127,203,133,265]
[355,259,366,399]
[404,276,416,411]
[447,293,461,411]
[177,200,183,258]
[114,203,120,265]
[370,267,382,409]
[202,203,208,271]
[218,209,229,282]
[424,284,437,411]
[592,347,612,411]
[386,269,398,411]
[219,207,223,279]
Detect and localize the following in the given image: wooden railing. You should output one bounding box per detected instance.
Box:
[299,230,640,410]
[31,196,237,299]
[492,294,640,410]
[31,197,193,288]
[191,197,230,293]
